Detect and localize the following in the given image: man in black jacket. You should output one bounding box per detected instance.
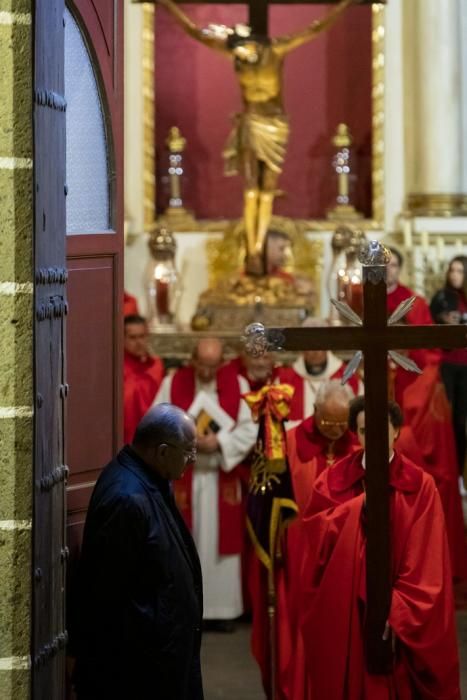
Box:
[73,403,203,699]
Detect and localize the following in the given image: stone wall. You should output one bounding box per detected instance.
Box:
[0,3,34,698]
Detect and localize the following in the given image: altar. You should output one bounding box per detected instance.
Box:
[127,218,385,360]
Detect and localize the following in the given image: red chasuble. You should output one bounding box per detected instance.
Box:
[278,420,358,699]
[401,365,467,581]
[123,351,164,444]
[387,283,433,323]
[395,425,425,466]
[250,419,359,699]
[387,283,441,376]
[170,363,244,555]
[287,416,359,511]
[299,449,460,700]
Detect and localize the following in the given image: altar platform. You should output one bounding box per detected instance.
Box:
[148,328,299,364]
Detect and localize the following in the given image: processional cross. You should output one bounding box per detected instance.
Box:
[245,240,467,674]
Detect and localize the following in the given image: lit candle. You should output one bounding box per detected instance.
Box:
[156,279,169,316]
[420,231,429,251]
[403,220,413,249]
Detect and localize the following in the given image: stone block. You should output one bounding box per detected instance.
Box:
[0,22,32,159]
[0,417,33,522]
[0,168,33,284]
[0,528,31,659]
[0,1,31,12]
[0,669,30,700]
[0,293,33,408]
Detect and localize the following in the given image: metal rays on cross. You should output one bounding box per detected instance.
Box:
[244,241,422,385]
[332,292,424,384]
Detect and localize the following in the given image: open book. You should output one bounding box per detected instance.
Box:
[188,391,235,436]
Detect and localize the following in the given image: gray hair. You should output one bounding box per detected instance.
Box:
[133,403,189,447]
[315,379,354,407]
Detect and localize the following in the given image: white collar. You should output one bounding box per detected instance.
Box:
[195,378,216,393]
[362,451,394,470]
[293,352,343,381]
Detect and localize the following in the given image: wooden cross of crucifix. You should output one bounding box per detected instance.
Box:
[140,0,385,36]
[244,0,385,36]
[244,240,467,674]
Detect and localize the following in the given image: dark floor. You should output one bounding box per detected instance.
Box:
[201,623,263,699]
[202,617,467,699]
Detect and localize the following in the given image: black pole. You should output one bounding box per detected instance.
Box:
[249,0,269,35]
[362,267,393,674]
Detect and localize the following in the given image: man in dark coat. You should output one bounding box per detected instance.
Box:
[73,404,203,699]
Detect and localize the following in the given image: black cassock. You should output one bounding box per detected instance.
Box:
[71,446,204,700]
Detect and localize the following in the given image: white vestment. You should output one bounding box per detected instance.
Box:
[285,352,363,430]
[154,372,258,619]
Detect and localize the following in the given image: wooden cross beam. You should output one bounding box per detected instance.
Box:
[145,0,385,36]
[244,240,467,674]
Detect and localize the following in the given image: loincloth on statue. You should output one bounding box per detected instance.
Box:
[223,112,290,176]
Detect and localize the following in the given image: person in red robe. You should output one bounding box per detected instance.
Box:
[250,381,359,699]
[386,253,466,577]
[287,381,359,513]
[388,338,467,580]
[396,423,426,466]
[299,396,461,699]
[386,246,439,374]
[123,315,164,444]
[280,381,359,699]
[396,363,467,581]
[386,247,433,324]
[123,290,139,317]
[227,351,280,392]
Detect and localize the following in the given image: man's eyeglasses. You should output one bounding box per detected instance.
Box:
[318,418,348,428]
[163,442,197,463]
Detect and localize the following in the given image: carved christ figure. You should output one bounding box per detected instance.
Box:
[156,0,359,274]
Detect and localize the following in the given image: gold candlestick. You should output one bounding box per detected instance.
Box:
[162,126,196,229]
[166,126,186,211]
[327,123,363,222]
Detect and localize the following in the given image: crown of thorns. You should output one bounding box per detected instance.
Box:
[201,23,252,40]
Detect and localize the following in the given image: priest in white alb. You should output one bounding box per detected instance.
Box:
[153,338,257,629]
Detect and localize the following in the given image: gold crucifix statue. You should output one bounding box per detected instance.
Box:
[155,0,360,275]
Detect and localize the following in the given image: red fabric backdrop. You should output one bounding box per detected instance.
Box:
[155,3,372,220]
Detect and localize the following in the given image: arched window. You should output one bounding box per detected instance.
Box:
[64,7,111,233]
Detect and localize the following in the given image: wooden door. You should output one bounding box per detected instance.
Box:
[33,1,68,697]
[64,0,124,568]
